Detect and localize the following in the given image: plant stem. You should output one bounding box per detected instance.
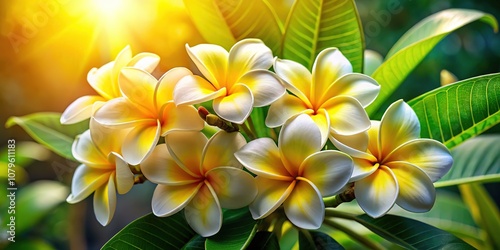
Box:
[246,115,259,137]
[324,208,358,220]
[240,121,257,140]
[323,183,355,207]
[323,219,385,250]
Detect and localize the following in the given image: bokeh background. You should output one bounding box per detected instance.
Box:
[1,0,499,249]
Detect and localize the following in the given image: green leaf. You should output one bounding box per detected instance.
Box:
[247,231,280,250]
[363,50,383,76]
[355,214,474,249]
[367,9,498,115]
[408,73,500,149]
[299,230,345,250]
[183,0,283,54]
[181,235,205,250]
[460,183,500,249]
[281,0,364,72]
[102,212,198,249]
[206,208,258,250]
[5,239,55,250]
[390,190,484,248]
[5,112,89,161]
[435,135,500,187]
[1,181,68,235]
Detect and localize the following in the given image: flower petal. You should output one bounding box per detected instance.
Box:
[250,177,295,219]
[274,58,312,106]
[186,43,228,89]
[227,39,273,87]
[265,94,311,128]
[141,145,200,185]
[355,166,398,218]
[152,182,203,217]
[300,150,353,196]
[322,73,380,107]
[61,95,107,124]
[93,173,117,226]
[384,139,453,182]
[160,102,204,136]
[185,183,223,237]
[173,75,226,105]
[122,120,161,165]
[329,131,376,161]
[310,109,330,146]
[89,118,129,157]
[156,67,193,108]
[207,167,257,209]
[350,158,378,182]
[213,83,253,124]
[119,67,157,113]
[279,114,322,176]
[284,179,324,229]
[202,131,247,174]
[322,96,370,136]
[87,62,119,99]
[93,97,153,128]
[112,45,133,84]
[379,100,420,156]
[312,48,352,105]
[165,131,207,178]
[128,52,160,73]
[110,152,134,194]
[72,130,108,166]
[238,70,285,107]
[235,138,292,180]
[67,164,111,203]
[388,162,436,212]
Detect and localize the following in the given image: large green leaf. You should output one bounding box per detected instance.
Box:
[1,181,68,235]
[367,9,498,115]
[183,0,283,54]
[435,135,500,187]
[5,112,88,161]
[390,191,483,248]
[355,214,474,249]
[206,208,258,250]
[246,231,280,249]
[460,183,500,249]
[299,230,345,249]
[102,212,198,249]
[408,73,500,149]
[281,0,364,72]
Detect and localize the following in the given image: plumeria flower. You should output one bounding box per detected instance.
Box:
[235,114,353,229]
[340,100,453,218]
[61,45,160,124]
[67,119,134,226]
[141,131,257,237]
[173,38,285,124]
[266,48,380,145]
[93,67,204,165]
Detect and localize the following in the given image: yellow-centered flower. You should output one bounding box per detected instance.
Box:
[267,48,380,146]
[67,119,134,226]
[173,38,285,124]
[93,67,204,165]
[235,114,353,229]
[141,131,257,237]
[61,46,160,124]
[340,100,453,218]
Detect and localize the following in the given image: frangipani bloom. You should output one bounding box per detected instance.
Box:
[61,46,160,124]
[174,39,285,124]
[141,131,257,237]
[235,114,353,229]
[266,48,380,145]
[67,119,134,226]
[93,67,204,165]
[342,100,453,218]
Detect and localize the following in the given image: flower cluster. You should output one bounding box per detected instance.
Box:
[62,39,452,237]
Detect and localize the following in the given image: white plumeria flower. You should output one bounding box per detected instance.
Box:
[235,114,353,229]
[339,100,453,218]
[93,67,204,165]
[141,131,257,237]
[61,45,160,124]
[67,119,134,226]
[173,38,285,124]
[267,48,380,146]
